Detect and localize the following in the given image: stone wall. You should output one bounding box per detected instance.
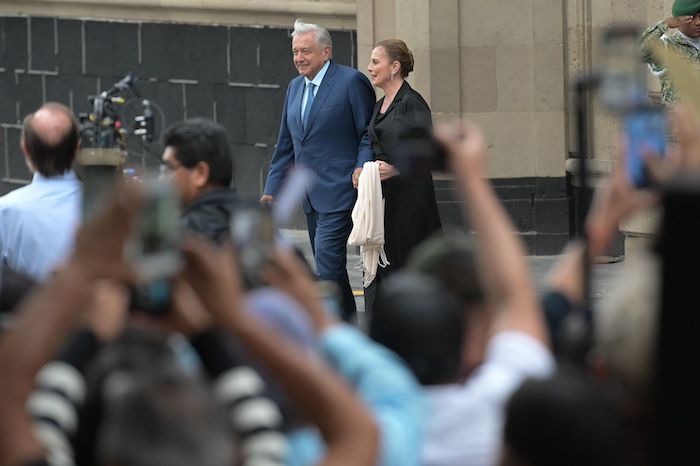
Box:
[357,0,570,254]
[0,15,356,203]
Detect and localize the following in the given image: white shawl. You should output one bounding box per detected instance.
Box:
[348,161,389,287]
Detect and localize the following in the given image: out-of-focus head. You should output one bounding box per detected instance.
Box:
[98,368,233,466]
[500,369,624,466]
[369,271,464,385]
[367,39,413,88]
[291,19,332,79]
[407,231,485,310]
[595,249,659,403]
[85,329,233,466]
[673,1,700,38]
[407,232,488,376]
[162,118,233,206]
[21,102,79,177]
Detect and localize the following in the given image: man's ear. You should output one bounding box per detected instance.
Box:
[192,161,211,188]
[20,139,35,172]
[20,139,29,158]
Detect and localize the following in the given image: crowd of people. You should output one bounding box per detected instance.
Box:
[0,6,698,466]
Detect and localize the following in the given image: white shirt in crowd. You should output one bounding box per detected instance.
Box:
[422,331,556,466]
[0,171,81,281]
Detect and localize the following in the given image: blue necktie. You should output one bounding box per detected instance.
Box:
[303,82,316,130]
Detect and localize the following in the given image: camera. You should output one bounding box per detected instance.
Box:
[76,73,161,219]
[231,201,276,288]
[392,124,449,176]
[623,106,667,188]
[124,177,183,284]
[599,25,667,188]
[124,177,182,316]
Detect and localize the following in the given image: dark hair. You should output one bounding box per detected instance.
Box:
[163,118,233,187]
[369,272,464,385]
[376,39,414,78]
[407,231,485,308]
[22,102,79,177]
[503,369,624,466]
[82,329,233,466]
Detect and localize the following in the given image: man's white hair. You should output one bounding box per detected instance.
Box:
[291,19,333,49]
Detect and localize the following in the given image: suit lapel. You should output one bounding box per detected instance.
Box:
[302,61,336,139]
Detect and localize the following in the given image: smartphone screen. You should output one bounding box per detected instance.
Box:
[231,202,275,286]
[624,108,667,188]
[125,178,183,282]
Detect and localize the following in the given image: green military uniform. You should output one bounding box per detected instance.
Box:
[641,20,700,105]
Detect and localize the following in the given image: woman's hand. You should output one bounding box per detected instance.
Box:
[377,161,399,181]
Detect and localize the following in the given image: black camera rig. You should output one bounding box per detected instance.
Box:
[78,72,159,156]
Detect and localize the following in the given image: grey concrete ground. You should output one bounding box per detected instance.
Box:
[281,229,625,316]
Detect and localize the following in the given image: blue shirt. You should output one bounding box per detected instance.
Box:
[287,324,424,466]
[301,60,331,119]
[0,171,81,280]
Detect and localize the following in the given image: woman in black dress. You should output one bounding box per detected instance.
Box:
[364,39,442,313]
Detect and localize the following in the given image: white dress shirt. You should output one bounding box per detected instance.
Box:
[301,60,331,119]
[0,171,82,280]
[422,331,555,466]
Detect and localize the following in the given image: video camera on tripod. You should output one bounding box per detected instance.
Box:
[78,72,156,151]
[76,72,163,217]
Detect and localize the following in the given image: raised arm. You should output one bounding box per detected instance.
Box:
[438,122,548,344]
[640,16,693,70]
[181,238,379,466]
[264,249,424,466]
[0,187,141,466]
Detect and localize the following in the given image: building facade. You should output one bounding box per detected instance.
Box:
[0,0,672,253]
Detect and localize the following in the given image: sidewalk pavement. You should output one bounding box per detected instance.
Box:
[280,229,625,316]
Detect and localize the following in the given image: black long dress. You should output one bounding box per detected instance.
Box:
[364,81,442,312]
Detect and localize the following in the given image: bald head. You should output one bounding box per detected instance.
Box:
[22,102,79,177]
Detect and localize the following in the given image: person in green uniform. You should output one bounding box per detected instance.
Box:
[641,0,700,105]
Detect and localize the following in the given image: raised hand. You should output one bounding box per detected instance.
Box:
[667,15,694,29]
[263,248,333,332]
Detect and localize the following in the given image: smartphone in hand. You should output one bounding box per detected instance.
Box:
[624,107,667,188]
[125,177,183,283]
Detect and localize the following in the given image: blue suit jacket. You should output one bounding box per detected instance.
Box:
[264,62,376,213]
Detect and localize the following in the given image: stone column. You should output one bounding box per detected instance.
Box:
[564,0,669,256]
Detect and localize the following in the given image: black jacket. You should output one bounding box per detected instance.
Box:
[181,188,238,244]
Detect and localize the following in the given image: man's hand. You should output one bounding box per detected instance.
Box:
[586,142,658,257]
[166,277,214,336]
[377,161,399,181]
[642,104,700,183]
[667,15,694,29]
[352,167,362,188]
[436,121,489,183]
[70,183,144,282]
[260,194,275,205]
[263,249,334,332]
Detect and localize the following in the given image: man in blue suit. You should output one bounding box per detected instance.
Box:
[261,19,375,320]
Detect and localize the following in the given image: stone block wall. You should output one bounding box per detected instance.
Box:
[0,15,356,202]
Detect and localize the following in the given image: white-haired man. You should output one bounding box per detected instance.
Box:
[261,20,376,321]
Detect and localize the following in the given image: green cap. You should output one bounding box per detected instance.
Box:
[673,0,700,17]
